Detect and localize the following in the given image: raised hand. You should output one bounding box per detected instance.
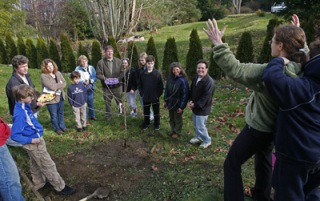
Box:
[291,14,300,27]
[203,18,227,46]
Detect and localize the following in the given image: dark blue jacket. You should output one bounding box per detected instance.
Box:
[139,69,163,103]
[262,56,320,163]
[67,83,87,108]
[164,75,189,110]
[190,74,215,116]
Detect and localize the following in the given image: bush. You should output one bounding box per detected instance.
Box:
[36,38,49,68]
[209,44,225,80]
[60,33,76,72]
[26,38,38,68]
[49,39,61,69]
[0,38,8,64]
[77,42,90,64]
[146,36,159,70]
[127,42,139,68]
[17,36,26,56]
[5,33,18,63]
[256,9,266,17]
[240,6,253,14]
[236,31,254,63]
[107,36,121,58]
[91,40,102,68]
[186,29,203,79]
[162,37,179,79]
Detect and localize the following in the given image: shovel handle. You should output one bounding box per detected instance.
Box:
[78,193,95,201]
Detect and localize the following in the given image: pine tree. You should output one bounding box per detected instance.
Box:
[0,38,8,64]
[5,33,18,63]
[258,18,282,63]
[91,40,102,68]
[107,36,120,58]
[186,29,203,79]
[17,36,26,56]
[236,31,254,63]
[26,38,38,68]
[146,36,159,69]
[60,33,76,72]
[127,41,139,68]
[77,42,90,64]
[209,44,225,80]
[162,37,179,79]
[36,38,49,68]
[49,39,61,68]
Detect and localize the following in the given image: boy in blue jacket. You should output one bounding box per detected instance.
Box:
[11,84,76,195]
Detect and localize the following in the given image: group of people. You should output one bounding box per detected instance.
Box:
[204,14,320,201]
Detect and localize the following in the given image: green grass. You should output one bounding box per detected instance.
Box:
[0,13,282,200]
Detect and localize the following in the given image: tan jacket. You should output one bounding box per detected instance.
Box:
[40,71,66,104]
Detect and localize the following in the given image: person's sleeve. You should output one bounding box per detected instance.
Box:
[96,61,105,81]
[213,43,267,91]
[67,88,73,106]
[158,73,164,98]
[179,79,189,109]
[90,66,97,83]
[11,115,32,144]
[194,80,214,110]
[262,57,311,109]
[0,118,11,142]
[117,59,125,81]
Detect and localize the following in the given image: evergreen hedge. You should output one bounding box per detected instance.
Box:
[5,34,18,63]
[236,31,254,63]
[146,36,159,69]
[186,29,203,79]
[127,41,139,68]
[0,38,8,64]
[209,44,225,80]
[60,33,76,72]
[36,38,49,68]
[26,38,38,68]
[77,42,90,64]
[49,39,61,68]
[91,40,102,68]
[17,36,26,56]
[107,36,121,58]
[162,37,179,79]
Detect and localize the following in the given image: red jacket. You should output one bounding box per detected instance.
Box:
[0,118,11,146]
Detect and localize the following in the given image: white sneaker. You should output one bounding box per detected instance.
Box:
[189,137,202,144]
[199,142,211,149]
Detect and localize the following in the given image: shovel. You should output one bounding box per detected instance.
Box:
[79,187,110,201]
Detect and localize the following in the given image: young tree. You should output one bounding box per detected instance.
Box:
[49,39,61,68]
[91,40,102,68]
[126,41,139,68]
[36,38,49,68]
[186,29,203,79]
[26,38,38,68]
[60,33,76,72]
[5,33,18,63]
[77,42,90,63]
[107,36,121,58]
[17,36,26,56]
[146,36,159,69]
[209,44,225,80]
[236,31,254,63]
[162,37,179,78]
[0,38,8,64]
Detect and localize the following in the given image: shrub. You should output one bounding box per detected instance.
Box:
[49,39,61,68]
[17,36,26,56]
[240,6,253,14]
[209,44,225,80]
[236,31,254,63]
[0,38,8,64]
[127,42,139,68]
[26,38,38,68]
[186,29,203,79]
[36,38,49,68]
[107,36,121,58]
[60,33,76,72]
[146,36,159,69]
[91,40,102,68]
[77,42,90,63]
[162,37,179,79]
[256,9,266,17]
[5,33,18,63]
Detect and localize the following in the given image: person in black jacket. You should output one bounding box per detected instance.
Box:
[6,55,43,117]
[139,55,163,130]
[164,62,189,138]
[188,59,215,149]
[122,58,137,117]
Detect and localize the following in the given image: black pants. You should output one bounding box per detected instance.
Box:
[143,101,160,127]
[224,124,273,201]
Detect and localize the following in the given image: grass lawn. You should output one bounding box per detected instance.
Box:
[0,13,285,201]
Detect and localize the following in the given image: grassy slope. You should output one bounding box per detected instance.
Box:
[0,13,282,200]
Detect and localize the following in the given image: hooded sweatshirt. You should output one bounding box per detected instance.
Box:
[212,43,302,132]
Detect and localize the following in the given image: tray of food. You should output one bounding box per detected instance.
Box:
[37,93,55,103]
[105,78,119,85]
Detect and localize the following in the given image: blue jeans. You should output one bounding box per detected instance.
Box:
[46,97,66,132]
[192,113,211,144]
[0,145,24,201]
[126,91,137,110]
[87,90,96,118]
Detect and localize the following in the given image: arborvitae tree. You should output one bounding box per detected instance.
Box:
[17,36,26,56]
[0,38,8,64]
[162,37,179,79]
[186,29,203,79]
[107,36,120,58]
[258,18,282,63]
[77,42,90,63]
[209,44,225,80]
[146,36,159,69]
[127,41,139,68]
[236,31,254,63]
[91,40,102,68]
[60,33,76,72]
[26,38,38,68]
[36,38,49,68]
[49,39,61,68]
[5,34,18,63]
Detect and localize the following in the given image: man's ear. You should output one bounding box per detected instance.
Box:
[278,42,284,50]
